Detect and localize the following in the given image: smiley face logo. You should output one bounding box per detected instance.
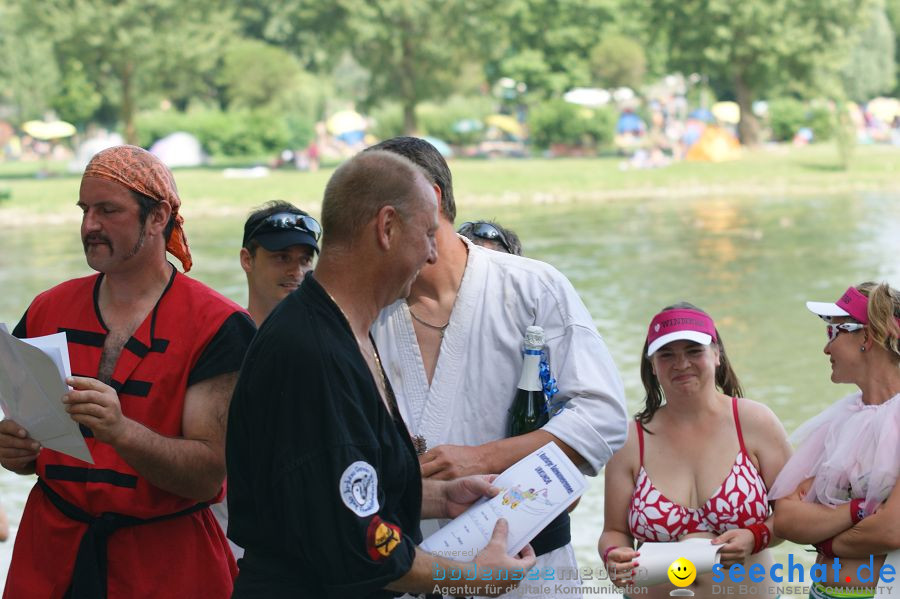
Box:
[668,558,696,587]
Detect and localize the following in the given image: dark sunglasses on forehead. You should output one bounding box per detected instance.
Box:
[826,322,865,343]
[458,221,512,253]
[247,212,322,242]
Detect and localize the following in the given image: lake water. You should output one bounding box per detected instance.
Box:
[1,191,899,594]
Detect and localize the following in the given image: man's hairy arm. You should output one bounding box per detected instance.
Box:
[65,371,236,500]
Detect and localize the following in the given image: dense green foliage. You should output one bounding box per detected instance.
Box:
[841,2,896,102]
[1,0,896,156]
[590,34,647,90]
[768,99,836,142]
[646,0,868,144]
[137,108,294,156]
[528,100,616,149]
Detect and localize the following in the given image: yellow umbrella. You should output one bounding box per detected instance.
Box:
[866,97,900,123]
[712,101,741,124]
[484,114,524,138]
[22,120,77,140]
[326,110,367,135]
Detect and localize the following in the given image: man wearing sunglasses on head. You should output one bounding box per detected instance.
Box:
[457,220,522,256]
[240,200,321,326]
[214,202,321,558]
[368,137,628,599]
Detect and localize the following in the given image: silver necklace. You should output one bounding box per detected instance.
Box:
[408,307,449,338]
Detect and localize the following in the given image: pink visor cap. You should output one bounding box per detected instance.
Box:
[646,309,718,357]
[806,286,870,323]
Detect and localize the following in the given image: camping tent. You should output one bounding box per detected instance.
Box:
[150,132,204,167]
[685,126,740,162]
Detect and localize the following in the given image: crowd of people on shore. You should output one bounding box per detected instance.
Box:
[0,139,897,599]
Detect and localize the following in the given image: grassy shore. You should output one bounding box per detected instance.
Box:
[1,143,898,226]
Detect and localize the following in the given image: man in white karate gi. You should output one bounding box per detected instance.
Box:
[369,137,628,599]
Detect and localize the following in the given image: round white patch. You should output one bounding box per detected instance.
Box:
[339,461,379,517]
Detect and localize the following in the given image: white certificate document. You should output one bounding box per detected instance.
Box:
[634,538,723,586]
[421,442,586,558]
[0,328,93,464]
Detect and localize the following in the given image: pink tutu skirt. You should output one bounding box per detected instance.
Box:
[769,391,900,514]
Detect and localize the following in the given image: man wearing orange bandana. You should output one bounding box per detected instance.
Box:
[0,145,256,598]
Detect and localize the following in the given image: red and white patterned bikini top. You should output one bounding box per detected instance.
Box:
[628,397,770,543]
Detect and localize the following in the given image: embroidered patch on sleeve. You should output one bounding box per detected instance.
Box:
[366,516,402,561]
[339,461,379,517]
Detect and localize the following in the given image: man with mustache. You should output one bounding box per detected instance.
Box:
[0,145,255,598]
[240,200,321,326]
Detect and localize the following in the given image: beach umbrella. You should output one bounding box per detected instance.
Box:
[612,87,635,103]
[616,112,646,134]
[326,110,367,136]
[484,114,524,138]
[452,118,483,134]
[22,120,77,140]
[563,87,611,107]
[421,136,453,158]
[866,97,900,123]
[712,101,741,124]
[688,108,715,123]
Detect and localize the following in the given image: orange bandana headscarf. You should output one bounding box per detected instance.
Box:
[83,145,193,272]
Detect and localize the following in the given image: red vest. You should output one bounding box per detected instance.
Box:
[5,271,244,599]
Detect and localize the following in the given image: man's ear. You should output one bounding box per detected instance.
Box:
[149,202,172,236]
[239,247,253,274]
[432,183,442,206]
[375,205,400,251]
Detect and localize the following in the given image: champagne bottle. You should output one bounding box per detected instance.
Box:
[507,326,549,436]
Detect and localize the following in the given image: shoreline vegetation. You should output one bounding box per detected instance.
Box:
[1,144,899,228]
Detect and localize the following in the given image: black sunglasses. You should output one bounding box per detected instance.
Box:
[247,212,322,243]
[458,221,512,253]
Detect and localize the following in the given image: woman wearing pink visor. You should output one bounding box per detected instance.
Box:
[772,282,900,599]
[599,303,791,598]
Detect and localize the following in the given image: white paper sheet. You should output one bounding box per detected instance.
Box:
[633,538,722,586]
[0,328,93,464]
[421,442,586,559]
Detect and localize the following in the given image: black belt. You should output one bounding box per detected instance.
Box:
[38,478,207,599]
[529,511,571,556]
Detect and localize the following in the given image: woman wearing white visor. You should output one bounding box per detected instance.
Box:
[600,303,790,598]
[772,282,900,599]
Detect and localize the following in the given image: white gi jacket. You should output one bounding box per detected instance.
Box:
[373,238,628,599]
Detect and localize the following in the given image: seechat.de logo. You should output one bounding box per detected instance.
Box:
[668,558,696,597]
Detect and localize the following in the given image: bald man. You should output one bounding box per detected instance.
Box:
[226,151,534,598]
[0,146,255,598]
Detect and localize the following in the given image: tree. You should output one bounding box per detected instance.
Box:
[590,34,647,90]
[488,0,617,98]
[841,2,897,102]
[231,0,495,134]
[18,0,236,144]
[647,0,868,145]
[231,0,348,72]
[218,39,307,110]
[338,0,495,134]
[0,5,61,123]
[885,0,900,94]
[52,59,103,127]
